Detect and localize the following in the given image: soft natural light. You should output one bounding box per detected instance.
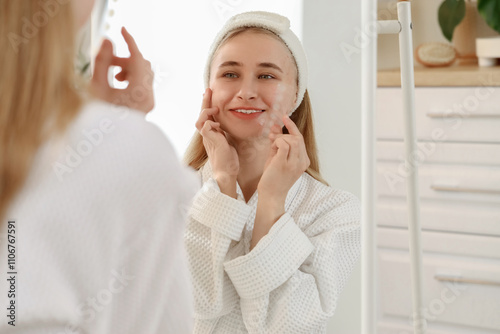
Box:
[98,0,303,160]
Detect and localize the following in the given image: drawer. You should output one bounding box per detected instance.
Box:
[377,141,500,166]
[376,140,500,236]
[377,161,500,203]
[378,316,500,334]
[377,161,500,236]
[377,227,500,259]
[377,247,500,332]
[377,197,500,237]
[377,87,500,143]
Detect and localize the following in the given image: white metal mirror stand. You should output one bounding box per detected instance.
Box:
[361,1,425,333]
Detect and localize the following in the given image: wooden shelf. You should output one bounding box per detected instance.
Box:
[378,65,500,87]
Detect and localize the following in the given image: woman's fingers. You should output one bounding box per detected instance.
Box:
[200,120,215,135]
[90,39,129,104]
[110,55,128,67]
[121,27,142,57]
[114,69,128,82]
[269,121,308,169]
[119,28,154,112]
[267,122,283,142]
[282,114,302,137]
[201,88,212,111]
[91,39,114,89]
[271,123,283,135]
[196,89,217,131]
[200,120,223,143]
[196,107,219,131]
[273,138,290,160]
[89,30,155,113]
[274,116,304,153]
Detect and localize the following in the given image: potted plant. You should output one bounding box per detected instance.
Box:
[439,0,500,41]
[438,0,500,62]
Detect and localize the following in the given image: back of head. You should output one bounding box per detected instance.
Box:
[0,0,83,220]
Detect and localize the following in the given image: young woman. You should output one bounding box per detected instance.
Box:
[184,11,361,334]
[0,1,198,333]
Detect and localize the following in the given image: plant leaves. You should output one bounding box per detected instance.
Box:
[438,0,466,42]
[478,0,500,34]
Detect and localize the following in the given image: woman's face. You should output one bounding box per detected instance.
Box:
[209,31,298,141]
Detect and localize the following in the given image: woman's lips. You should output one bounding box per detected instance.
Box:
[229,109,265,120]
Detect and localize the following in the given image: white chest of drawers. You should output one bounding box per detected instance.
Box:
[375,77,500,334]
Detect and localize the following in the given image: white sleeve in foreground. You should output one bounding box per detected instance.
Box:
[98,118,200,334]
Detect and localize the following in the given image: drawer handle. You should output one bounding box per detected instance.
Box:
[431,184,500,195]
[435,275,500,287]
[426,111,500,118]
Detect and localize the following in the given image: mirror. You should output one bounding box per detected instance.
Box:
[90,0,362,333]
[97,0,363,333]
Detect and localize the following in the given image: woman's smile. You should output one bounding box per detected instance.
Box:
[229,106,266,120]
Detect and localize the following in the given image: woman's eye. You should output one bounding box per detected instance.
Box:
[223,73,238,78]
[259,74,274,79]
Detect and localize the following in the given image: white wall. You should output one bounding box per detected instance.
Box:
[303,1,362,333]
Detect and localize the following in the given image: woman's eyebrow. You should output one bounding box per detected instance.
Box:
[258,62,283,73]
[218,61,283,73]
[219,61,242,68]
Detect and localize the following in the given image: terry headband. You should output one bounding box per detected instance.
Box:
[203,11,308,115]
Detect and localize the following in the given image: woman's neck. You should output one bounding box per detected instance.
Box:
[229,135,272,202]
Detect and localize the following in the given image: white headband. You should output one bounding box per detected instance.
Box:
[203,11,308,115]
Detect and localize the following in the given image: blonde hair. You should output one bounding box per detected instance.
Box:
[0,1,84,219]
[184,27,329,186]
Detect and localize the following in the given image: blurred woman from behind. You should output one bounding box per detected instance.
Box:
[0,1,198,333]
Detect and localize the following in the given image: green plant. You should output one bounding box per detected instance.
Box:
[438,0,500,41]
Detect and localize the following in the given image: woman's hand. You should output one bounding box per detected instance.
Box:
[250,116,309,249]
[90,27,155,113]
[258,115,310,202]
[196,88,239,198]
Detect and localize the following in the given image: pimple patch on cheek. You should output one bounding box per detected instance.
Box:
[271,85,282,111]
[259,84,288,138]
[271,83,289,118]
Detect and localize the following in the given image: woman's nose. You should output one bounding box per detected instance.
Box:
[236,78,257,100]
